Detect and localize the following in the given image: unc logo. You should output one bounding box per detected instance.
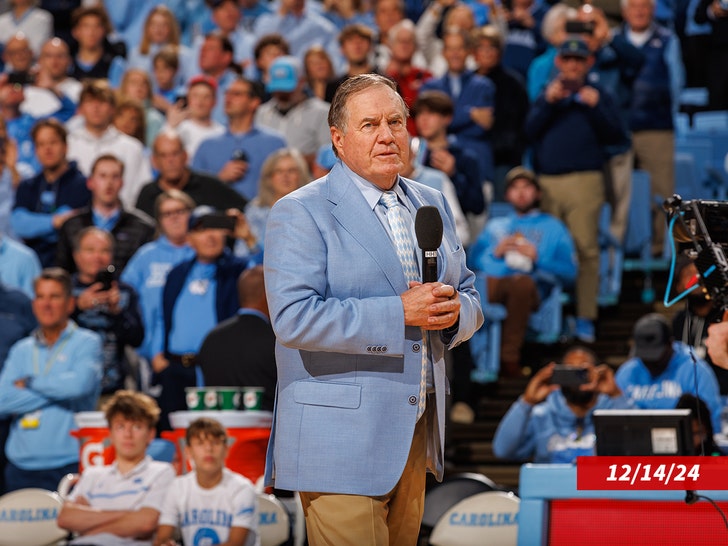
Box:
[193,527,221,545]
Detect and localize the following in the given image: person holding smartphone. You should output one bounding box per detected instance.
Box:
[149,206,261,431]
[70,226,144,397]
[492,346,632,463]
[525,37,627,343]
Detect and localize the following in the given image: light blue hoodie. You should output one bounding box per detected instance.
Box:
[493,389,634,463]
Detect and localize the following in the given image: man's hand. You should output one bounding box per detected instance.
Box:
[227,208,258,249]
[706,321,728,368]
[77,282,111,311]
[151,353,170,373]
[428,148,456,177]
[522,363,558,405]
[163,101,187,126]
[52,208,78,230]
[402,282,460,330]
[577,86,600,108]
[218,160,248,183]
[545,79,570,103]
[494,234,537,261]
[582,364,621,397]
[105,282,122,315]
[710,0,728,17]
[470,106,494,130]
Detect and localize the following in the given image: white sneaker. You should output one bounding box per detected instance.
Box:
[450,402,475,424]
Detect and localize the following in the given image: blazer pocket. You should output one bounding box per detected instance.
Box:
[294,380,362,409]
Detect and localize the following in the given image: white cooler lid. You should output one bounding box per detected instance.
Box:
[74,411,108,429]
[169,410,273,429]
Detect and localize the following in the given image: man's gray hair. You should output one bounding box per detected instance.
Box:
[541,3,576,42]
[620,0,655,10]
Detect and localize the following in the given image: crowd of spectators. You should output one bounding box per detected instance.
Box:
[0,0,725,512]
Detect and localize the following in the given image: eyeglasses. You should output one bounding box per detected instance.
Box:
[159,207,190,219]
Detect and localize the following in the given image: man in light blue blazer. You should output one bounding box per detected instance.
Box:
[263,74,483,545]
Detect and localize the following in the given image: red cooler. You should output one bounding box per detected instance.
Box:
[71,412,115,472]
[165,410,273,482]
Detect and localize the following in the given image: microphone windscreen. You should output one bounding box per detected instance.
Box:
[415,206,444,251]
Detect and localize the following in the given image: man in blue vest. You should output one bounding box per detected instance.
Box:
[613,0,683,255]
[150,206,260,431]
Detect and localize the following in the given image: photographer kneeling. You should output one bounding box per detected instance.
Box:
[492,347,633,463]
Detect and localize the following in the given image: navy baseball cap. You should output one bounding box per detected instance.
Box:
[188,205,219,230]
[632,313,672,362]
[559,38,590,58]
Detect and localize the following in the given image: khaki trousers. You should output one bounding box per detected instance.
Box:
[606,149,634,244]
[632,130,674,254]
[299,403,429,546]
[539,171,604,320]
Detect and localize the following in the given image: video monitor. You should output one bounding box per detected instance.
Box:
[593,409,694,456]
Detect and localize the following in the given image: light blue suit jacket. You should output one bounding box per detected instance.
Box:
[263,162,483,495]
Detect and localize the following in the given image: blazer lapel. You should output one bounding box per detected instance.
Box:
[327,164,410,293]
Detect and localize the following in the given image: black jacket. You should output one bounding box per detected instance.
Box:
[56,206,156,274]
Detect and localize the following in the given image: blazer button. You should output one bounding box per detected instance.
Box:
[408,395,418,405]
[366,346,372,352]
[412,343,421,352]
[382,346,387,353]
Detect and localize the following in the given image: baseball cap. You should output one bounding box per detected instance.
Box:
[188,205,228,231]
[559,38,590,59]
[188,74,218,93]
[504,166,540,191]
[315,145,337,171]
[267,56,300,93]
[632,313,672,362]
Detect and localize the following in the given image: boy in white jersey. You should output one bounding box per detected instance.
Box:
[57,390,176,545]
[154,417,258,546]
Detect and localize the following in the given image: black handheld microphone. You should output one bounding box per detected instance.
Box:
[415,206,443,283]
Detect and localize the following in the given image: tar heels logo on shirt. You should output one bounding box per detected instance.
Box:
[189,280,209,295]
[193,527,220,545]
[133,477,143,484]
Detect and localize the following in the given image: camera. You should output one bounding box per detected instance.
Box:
[198,212,236,231]
[175,94,188,108]
[560,78,583,94]
[565,20,595,35]
[231,150,248,162]
[664,195,728,309]
[95,265,116,291]
[551,365,590,387]
[7,71,33,86]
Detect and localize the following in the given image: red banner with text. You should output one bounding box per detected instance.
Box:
[577,456,728,490]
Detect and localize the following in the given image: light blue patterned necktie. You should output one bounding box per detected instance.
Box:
[380,191,428,420]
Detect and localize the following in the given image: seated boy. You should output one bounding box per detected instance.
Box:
[154,417,258,546]
[57,390,176,545]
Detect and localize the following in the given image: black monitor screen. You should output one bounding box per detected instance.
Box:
[593,409,694,456]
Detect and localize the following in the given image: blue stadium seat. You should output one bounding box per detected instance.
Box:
[678,87,709,109]
[469,273,506,384]
[623,169,668,303]
[674,153,700,199]
[598,203,623,306]
[692,110,728,131]
[674,138,717,198]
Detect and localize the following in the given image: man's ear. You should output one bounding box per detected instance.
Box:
[330,126,344,158]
